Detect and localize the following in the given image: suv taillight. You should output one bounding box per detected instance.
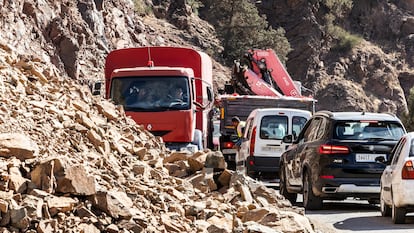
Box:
[249,126,256,156]
[319,144,350,154]
[402,160,414,179]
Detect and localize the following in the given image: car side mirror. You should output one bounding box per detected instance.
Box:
[375,155,386,164]
[90,81,103,96]
[282,135,293,143]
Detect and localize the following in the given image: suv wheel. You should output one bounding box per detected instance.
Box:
[279,164,297,204]
[303,171,323,210]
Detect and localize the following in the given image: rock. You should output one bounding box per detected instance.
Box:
[8,167,28,193]
[0,133,38,160]
[0,199,8,213]
[55,165,96,196]
[30,159,56,193]
[46,196,77,217]
[204,151,226,169]
[105,224,119,233]
[217,169,232,187]
[163,151,189,164]
[21,195,43,219]
[37,219,57,233]
[91,191,133,219]
[10,206,30,230]
[188,151,207,172]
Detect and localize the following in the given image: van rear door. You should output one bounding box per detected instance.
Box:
[255,110,310,157]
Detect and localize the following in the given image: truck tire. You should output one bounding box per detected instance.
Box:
[193,129,203,151]
[303,171,323,210]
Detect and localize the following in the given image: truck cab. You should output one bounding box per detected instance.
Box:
[105,47,214,152]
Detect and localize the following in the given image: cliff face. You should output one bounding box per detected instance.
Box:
[0,0,226,87]
[257,0,414,115]
[2,0,413,116]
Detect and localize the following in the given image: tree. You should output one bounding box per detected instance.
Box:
[200,0,290,65]
[402,87,414,131]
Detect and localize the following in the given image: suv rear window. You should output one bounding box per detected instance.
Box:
[334,121,405,140]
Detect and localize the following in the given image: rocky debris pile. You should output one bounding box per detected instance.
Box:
[0,44,315,232]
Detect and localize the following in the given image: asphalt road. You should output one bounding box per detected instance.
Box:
[299,195,414,233]
[259,181,414,233]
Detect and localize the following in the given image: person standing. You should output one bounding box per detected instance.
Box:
[231,116,246,149]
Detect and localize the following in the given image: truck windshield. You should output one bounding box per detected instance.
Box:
[110,76,190,111]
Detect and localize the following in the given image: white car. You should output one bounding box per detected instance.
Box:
[380,132,414,224]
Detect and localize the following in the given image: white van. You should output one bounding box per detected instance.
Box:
[237,108,311,178]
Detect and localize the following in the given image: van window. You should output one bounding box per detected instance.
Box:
[292,116,308,138]
[244,118,254,139]
[260,115,288,140]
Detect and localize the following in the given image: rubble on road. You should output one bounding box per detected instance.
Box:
[0,44,315,232]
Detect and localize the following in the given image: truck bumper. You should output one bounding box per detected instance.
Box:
[221,148,237,162]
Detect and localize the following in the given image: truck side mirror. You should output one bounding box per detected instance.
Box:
[207,86,213,102]
[90,81,103,96]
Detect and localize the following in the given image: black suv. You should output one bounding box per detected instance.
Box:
[279,111,406,210]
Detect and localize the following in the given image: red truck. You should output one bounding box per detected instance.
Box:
[104,46,214,152]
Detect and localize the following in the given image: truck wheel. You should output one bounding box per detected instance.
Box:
[279,164,297,204]
[193,130,203,151]
[303,171,323,210]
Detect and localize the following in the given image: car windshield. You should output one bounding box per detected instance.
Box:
[110,76,190,111]
[333,121,405,140]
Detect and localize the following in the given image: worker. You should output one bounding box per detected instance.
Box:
[168,85,184,102]
[231,116,246,149]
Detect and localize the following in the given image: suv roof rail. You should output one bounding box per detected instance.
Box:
[315,110,333,117]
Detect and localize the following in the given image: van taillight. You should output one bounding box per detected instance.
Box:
[402,160,414,179]
[319,144,350,154]
[223,142,234,149]
[249,127,256,156]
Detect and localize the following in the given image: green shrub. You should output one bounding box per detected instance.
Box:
[402,87,414,131]
[328,25,362,52]
[323,0,353,17]
[188,0,204,15]
[200,0,291,65]
[133,0,152,16]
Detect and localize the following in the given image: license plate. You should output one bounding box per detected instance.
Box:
[356,154,386,162]
[222,149,237,154]
[262,146,282,153]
